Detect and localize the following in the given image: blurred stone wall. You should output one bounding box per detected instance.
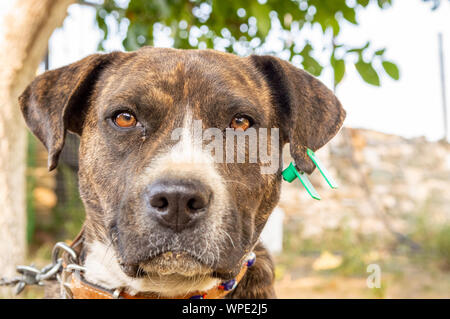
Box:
[279,127,450,239]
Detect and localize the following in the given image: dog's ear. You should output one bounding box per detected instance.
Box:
[251,55,346,174]
[19,52,122,171]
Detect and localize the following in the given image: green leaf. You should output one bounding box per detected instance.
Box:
[357,0,370,7]
[355,60,380,86]
[342,9,357,25]
[377,0,392,8]
[347,48,363,54]
[300,43,324,76]
[382,61,400,80]
[329,17,340,36]
[333,59,346,86]
[375,48,386,56]
[347,41,370,54]
[250,2,271,37]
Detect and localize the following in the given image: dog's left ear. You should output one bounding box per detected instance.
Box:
[251,55,346,174]
[19,52,123,171]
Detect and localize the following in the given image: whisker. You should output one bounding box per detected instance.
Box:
[222,229,236,249]
[222,179,252,190]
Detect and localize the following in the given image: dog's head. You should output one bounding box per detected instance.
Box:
[19,47,345,291]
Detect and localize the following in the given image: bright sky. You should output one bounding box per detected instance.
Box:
[2,0,450,141]
[336,1,450,142]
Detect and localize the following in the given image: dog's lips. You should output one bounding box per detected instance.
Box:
[137,251,214,277]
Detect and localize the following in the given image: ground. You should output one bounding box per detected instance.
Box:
[274,255,450,298]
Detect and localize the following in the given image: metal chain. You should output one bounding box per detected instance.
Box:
[0,242,85,296]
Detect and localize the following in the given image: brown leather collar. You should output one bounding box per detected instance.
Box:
[68,264,249,299]
[62,229,252,299]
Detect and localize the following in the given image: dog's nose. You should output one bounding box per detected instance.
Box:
[146,180,211,232]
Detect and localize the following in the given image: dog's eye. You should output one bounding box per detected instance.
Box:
[230,116,251,131]
[114,112,137,128]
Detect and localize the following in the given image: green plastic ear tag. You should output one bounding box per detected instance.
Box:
[282,162,321,200]
[282,149,339,200]
[306,148,338,189]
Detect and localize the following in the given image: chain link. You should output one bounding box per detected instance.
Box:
[0,242,84,296]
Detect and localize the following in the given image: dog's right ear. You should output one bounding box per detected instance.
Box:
[19,52,123,171]
[251,55,346,174]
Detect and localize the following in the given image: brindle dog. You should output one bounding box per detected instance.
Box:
[19,47,345,298]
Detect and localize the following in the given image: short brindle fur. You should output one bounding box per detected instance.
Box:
[19,47,345,298]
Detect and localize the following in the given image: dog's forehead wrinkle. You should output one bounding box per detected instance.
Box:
[107,50,256,105]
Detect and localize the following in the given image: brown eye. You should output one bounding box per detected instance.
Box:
[114,112,137,128]
[230,116,251,131]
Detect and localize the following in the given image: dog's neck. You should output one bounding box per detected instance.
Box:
[81,240,221,297]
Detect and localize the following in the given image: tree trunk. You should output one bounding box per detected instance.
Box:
[0,0,74,297]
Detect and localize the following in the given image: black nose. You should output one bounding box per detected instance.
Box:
[146,179,212,232]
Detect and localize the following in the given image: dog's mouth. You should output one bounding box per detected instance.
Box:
[138,251,213,277]
[117,249,214,278]
[118,249,243,281]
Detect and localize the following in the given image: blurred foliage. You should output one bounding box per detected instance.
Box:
[409,209,450,270]
[26,132,37,243]
[435,225,450,269]
[281,219,384,276]
[26,132,84,248]
[86,0,404,89]
[51,164,85,241]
